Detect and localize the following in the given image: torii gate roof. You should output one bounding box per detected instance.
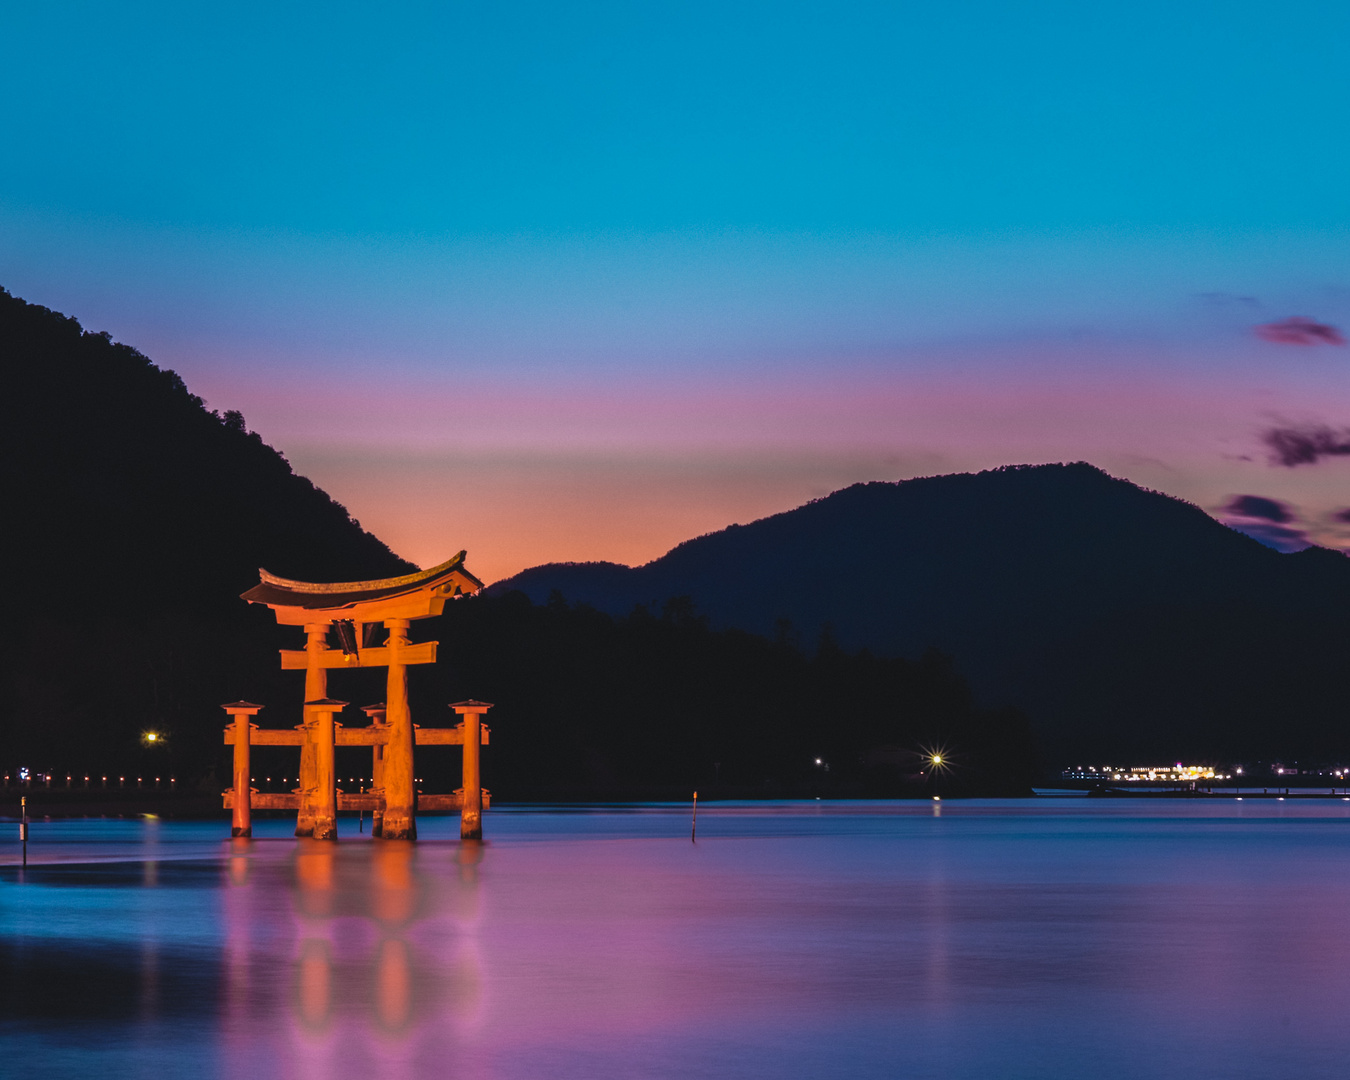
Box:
[242,551,483,625]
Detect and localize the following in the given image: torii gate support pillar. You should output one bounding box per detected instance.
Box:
[223,702,263,837]
[361,703,388,837]
[452,700,492,840]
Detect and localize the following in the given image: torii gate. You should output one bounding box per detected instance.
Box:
[222,553,489,841]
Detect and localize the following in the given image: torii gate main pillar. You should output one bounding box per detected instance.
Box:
[296,624,330,837]
[381,619,417,840]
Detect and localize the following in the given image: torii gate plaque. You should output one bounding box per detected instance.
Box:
[236,552,484,840]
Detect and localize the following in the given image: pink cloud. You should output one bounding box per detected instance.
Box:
[1253,317,1345,346]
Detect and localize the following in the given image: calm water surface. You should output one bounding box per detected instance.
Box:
[3,799,1350,1079]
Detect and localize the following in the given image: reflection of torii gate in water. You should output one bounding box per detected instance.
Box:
[222,552,490,841]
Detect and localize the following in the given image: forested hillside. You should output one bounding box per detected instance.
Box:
[496,464,1350,768]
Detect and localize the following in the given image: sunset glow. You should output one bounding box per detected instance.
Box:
[2,3,1347,579]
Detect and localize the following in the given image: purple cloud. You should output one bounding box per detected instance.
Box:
[1262,425,1350,467]
[1254,317,1346,346]
[1333,508,1350,524]
[1224,519,1312,553]
[1223,494,1293,523]
[1221,492,1311,551]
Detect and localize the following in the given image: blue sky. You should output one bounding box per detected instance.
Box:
[5,1,1346,235]
[3,1,1348,578]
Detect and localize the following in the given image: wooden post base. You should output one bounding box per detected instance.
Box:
[380,810,416,841]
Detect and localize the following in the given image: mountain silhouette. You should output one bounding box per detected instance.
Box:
[1,286,1035,796]
[0,287,414,777]
[494,464,1350,768]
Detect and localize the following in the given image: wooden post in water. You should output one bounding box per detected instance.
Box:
[451,700,492,840]
[222,702,263,837]
[362,703,388,837]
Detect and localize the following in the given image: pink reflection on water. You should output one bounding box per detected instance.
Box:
[199,805,1350,1080]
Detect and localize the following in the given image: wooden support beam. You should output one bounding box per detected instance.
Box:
[362,704,387,837]
[412,724,491,746]
[223,789,491,812]
[222,702,262,837]
[279,641,437,670]
[336,727,390,746]
[420,791,492,813]
[451,700,492,840]
[225,791,301,810]
[224,727,306,746]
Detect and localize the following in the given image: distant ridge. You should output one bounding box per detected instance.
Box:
[494,464,1350,767]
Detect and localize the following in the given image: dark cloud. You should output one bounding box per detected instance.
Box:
[1221,491,1312,551]
[1224,494,1293,523]
[1223,519,1312,553]
[1333,508,1350,524]
[1262,425,1350,467]
[1254,317,1346,346]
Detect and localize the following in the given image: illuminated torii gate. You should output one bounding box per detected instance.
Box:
[223,553,488,841]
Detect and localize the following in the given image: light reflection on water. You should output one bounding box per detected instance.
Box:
[4,801,1350,1079]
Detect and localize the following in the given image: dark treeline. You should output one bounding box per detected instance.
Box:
[392,592,1038,799]
[497,464,1350,768]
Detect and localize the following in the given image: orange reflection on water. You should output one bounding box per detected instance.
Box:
[297,939,334,1032]
[375,937,413,1033]
[295,842,336,918]
[371,841,416,927]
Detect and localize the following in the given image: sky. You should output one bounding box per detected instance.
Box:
[2,0,1349,582]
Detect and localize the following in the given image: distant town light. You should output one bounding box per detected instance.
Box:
[1062,764,1232,783]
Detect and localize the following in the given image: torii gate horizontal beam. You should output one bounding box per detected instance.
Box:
[224,790,491,812]
[278,641,437,670]
[225,724,489,747]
